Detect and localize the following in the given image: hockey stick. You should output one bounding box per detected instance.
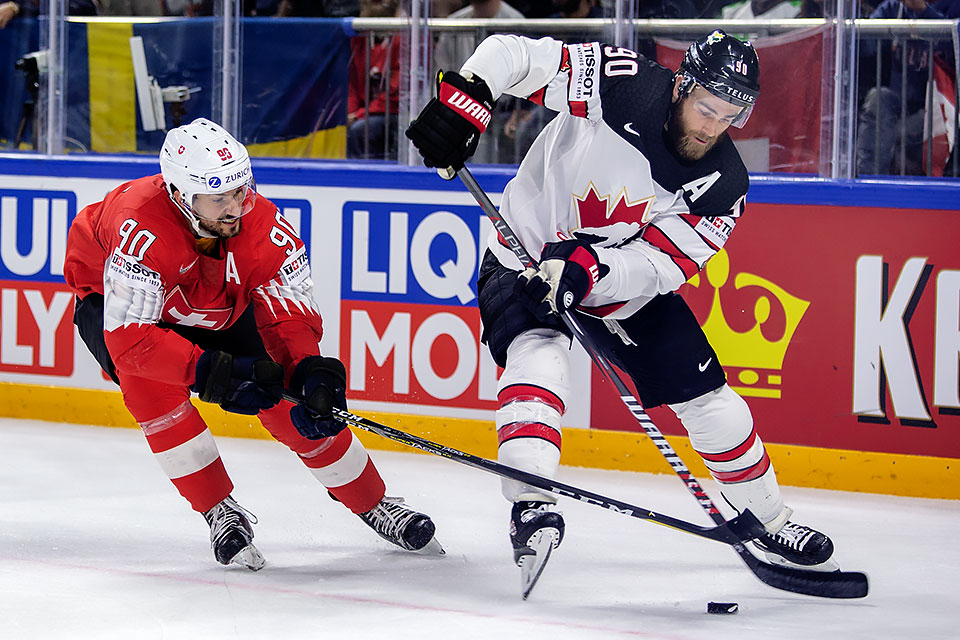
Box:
[453,166,868,599]
[282,393,764,545]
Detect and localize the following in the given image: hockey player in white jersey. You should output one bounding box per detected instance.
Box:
[407,30,838,594]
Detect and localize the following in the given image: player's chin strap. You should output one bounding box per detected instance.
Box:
[167,191,218,239]
[444,164,869,600]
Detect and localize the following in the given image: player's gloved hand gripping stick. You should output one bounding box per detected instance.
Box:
[288,356,349,440]
[515,239,609,320]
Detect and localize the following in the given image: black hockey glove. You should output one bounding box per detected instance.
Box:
[405,70,495,175]
[288,356,348,440]
[515,239,609,321]
[193,350,284,415]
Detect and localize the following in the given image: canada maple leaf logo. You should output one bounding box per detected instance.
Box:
[572,182,654,232]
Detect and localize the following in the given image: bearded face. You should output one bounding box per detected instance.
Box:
[666,84,745,162]
[177,186,247,239]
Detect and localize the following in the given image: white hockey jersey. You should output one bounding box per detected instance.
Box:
[462,35,749,319]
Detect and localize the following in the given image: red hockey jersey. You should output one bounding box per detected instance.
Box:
[64,174,322,387]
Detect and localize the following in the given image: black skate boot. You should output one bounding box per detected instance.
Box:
[203,495,265,571]
[751,521,837,571]
[359,496,443,554]
[510,501,565,599]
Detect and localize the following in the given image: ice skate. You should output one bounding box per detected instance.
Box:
[203,495,265,571]
[510,501,565,599]
[749,520,839,572]
[359,496,444,554]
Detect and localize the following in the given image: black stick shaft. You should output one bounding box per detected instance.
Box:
[324,402,757,544]
[457,167,724,524]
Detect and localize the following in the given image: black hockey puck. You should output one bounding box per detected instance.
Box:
[706,602,739,615]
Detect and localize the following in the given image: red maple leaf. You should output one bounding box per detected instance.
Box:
[574,183,652,230]
[573,183,610,229]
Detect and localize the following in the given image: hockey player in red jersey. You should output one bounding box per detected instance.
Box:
[64,118,440,570]
[407,31,837,594]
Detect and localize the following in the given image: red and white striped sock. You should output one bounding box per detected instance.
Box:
[139,400,232,513]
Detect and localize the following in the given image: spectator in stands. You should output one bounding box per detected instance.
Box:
[0,1,20,27]
[434,0,524,74]
[433,0,464,17]
[346,0,402,159]
[856,0,957,175]
[550,0,601,19]
[164,0,208,15]
[509,0,550,16]
[322,0,359,16]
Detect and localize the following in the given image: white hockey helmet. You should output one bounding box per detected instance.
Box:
[159,118,257,237]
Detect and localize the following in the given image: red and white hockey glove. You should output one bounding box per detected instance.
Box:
[515,239,609,321]
[405,70,494,175]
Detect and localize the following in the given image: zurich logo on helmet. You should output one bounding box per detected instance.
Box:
[208,176,222,188]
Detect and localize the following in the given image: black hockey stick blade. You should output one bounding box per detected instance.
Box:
[736,546,869,599]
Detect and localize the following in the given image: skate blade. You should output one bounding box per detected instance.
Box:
[229,544,266,571]
[518,528,560,600]
[415,536,446,556]
[746,540,840,573]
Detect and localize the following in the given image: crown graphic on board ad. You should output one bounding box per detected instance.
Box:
[688,250,810,399]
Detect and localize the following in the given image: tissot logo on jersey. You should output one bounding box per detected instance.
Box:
[695,216,735,247]
[569,43,599,101]
[107,249,162,293]
[280,246,310,287]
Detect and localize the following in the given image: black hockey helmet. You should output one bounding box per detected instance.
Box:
[677,29,760,128]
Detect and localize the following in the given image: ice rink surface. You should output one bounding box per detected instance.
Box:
[1,418,957,640]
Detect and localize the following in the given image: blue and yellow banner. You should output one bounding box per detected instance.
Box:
[60,18,349,157]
